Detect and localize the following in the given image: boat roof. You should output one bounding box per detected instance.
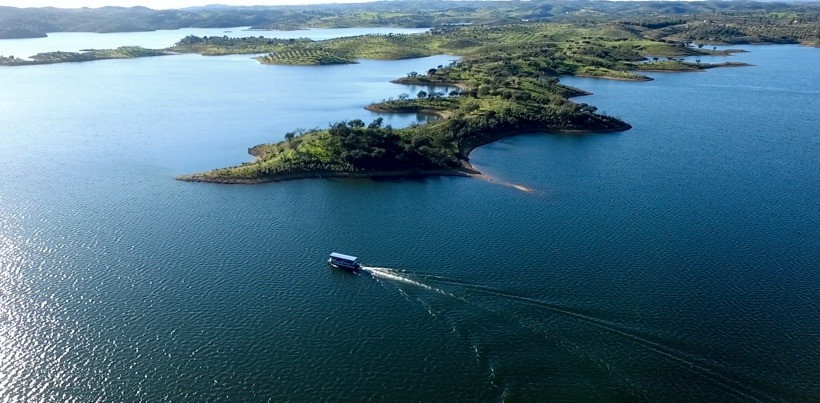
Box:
[330,252,358,261]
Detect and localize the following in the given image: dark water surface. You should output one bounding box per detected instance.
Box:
[0,41,817,401]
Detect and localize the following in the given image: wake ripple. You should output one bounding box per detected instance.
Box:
[359,265,776,401]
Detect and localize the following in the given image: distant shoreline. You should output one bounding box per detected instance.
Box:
[176,168,473,185]
[575,74,653,82]
[0,47,174,66]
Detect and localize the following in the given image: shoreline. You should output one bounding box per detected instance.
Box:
[634,62,754,73]
[176,122,630,185]
[457,123,632,165]
[574,74,653,82]
[0,48,174,67]
[176,167,474,185]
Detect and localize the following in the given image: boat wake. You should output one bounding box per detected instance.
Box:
[360,266,463,301]
[360,266,434,290]
[474,172,535,193]
[356,265,774,401]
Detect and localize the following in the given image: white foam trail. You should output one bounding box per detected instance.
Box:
[360,266,434,291]
[360,266,465,302]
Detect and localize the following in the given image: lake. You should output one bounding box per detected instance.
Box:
[0,29,817,401]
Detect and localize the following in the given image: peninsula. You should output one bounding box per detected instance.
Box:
[167,2,817,184]
[176,22,746,184]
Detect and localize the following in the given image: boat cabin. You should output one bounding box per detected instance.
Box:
[328,252,360,270]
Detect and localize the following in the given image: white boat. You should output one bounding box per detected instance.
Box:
[328,252,360,270]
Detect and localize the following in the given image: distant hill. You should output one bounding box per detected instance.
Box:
[0,1,818,39]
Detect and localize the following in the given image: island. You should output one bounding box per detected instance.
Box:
[0,47,172,66]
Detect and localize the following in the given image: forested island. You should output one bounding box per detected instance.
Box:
[0,47,171,66]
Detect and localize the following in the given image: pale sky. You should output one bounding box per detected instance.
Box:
[0,0,371,8]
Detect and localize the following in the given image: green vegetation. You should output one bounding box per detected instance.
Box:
[2,1,817,45]
[257,49,356,65]
[169,35,306,56]
[182,118,469,183]
[0,1,529,38]
[633,60,702,72]
[576,66,651,81]
[367,96,459,116]
[621,12,820,46]
[179,11,810,184]
[0,46,171,66]
[180,23,659,183]
[175,23,721,72]
[249,6,525,31]
[632,60,752,72]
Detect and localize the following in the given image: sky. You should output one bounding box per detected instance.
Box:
[0,0,372,8]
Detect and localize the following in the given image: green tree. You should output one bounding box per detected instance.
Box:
[368,117,384,129]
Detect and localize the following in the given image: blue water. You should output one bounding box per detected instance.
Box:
[0,41,817,401]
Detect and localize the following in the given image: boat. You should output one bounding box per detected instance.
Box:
[328,252,361,270]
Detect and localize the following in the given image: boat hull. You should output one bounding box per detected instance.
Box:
[327,259,360,271]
